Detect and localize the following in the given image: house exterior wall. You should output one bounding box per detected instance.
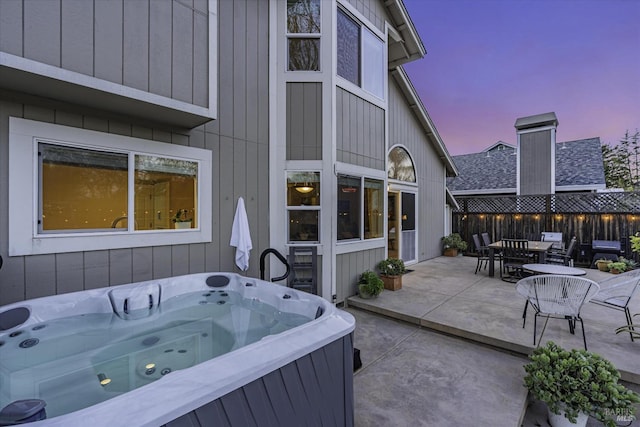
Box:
[519,130,553,195]
[336,247,385,302]
[388,78,447,260]
[0,0,209,108]
[286,83,322,160]
[336,88,386,170]
[0,0,270,305]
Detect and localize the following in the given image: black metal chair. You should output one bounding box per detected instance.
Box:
[546,236,577,266]
[501,239,531,283]
[482,232,503,272]
[472,234,489,274]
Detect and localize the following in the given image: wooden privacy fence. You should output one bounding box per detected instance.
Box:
[452,191,640,264]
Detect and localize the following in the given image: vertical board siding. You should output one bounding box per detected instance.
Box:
[335,88,385,170]
[343,0,389,32]
[388,79,446,260]
[123,0,150,92]
[336,247,385,302]
[286,82,322,160]
[61,0,94,76]
[23,0,61,67]
[520,130,552,195]
[163,334,354,427]
[0,0,270,305]
[2,0,208,107]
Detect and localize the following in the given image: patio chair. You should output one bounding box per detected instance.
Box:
[481,232,503,270]
[472,234,489,274]
[500,239,531,283]
[516,275,600,350]
[590,269,640,342]
[545,237,577,266]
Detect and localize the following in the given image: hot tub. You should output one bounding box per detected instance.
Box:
[0,273,355,426]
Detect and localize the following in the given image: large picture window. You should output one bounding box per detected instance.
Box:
[287,0,321,71]
[9,118,212,255]
[336,8,384,99]
[337,174,383,241]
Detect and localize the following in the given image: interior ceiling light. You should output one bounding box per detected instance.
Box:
[295,185,314,194]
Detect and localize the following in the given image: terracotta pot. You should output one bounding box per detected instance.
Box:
[381,274,402,291]
[444,248,458,257]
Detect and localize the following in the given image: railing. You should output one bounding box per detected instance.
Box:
[452,191,640,264]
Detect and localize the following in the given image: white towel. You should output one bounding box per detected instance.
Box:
[230,197,253,271]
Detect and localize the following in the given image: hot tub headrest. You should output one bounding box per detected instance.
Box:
[206,275,230,288]
[0,399,47,425]
[0,307,30,331]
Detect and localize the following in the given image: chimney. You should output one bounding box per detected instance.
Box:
[514,112,558,195]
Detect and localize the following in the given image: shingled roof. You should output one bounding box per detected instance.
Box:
[446,138,606,195]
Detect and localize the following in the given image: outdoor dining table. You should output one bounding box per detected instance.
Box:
[522,264,586,276]
[487,240,554,277]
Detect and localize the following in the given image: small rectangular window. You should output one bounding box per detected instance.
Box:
[287,0,321,71]
[287,171,320,243]
[337,175,361,240]
[337,9,360,86]
[364,178,384,238]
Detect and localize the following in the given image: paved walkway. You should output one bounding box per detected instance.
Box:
[346,255,640,426]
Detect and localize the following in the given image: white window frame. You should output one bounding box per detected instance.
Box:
[286,170,321,245]
[9,117,212,256]
[286,0,321,71]
[336,171,385,244]
[336,5,386,101]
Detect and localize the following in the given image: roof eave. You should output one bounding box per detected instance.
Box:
[390,67,458,177]
[385,0,426,67]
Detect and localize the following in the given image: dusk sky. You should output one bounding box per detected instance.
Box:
[402,0,640,156]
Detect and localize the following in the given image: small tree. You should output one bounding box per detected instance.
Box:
[602,130,640,190]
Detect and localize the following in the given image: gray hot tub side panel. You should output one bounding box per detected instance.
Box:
[163,333,354,427]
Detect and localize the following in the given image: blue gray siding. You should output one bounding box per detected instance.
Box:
[336,88,385,170]
[336,247,385,302]
[286,83,322,160]
[520,130,553,195]
[0,0,209,108]
[0,0,269,305]
[388,77,447,260]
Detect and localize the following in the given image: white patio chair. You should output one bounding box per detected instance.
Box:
[590,269,640,342]
[516,275,600,350]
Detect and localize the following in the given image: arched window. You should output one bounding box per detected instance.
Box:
[388,146,416,182]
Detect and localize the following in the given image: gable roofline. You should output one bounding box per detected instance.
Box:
[483,141,515,152]
[390,66,458,177]
[385,0,427,68]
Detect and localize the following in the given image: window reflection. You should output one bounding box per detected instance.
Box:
[40,144,128,232]
[337,9,360,86]
[337,175,360,240]
[135,155,198,230]
[287,0,320,33]
[288,39,320,71]
[364,179,384,238]
[288,210,319,243]
[388,147,416,182]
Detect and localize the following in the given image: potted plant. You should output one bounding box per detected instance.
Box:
[377,258,406,291]
[619,256,638,271]
[630,232,640,255]
[358,270,384,299]
[523,341,640,427]
[172,209,192,229]
[441,233,468,257]
[607,261,627,274]
[595,258,610,272]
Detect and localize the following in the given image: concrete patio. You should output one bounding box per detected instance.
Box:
[346,255,640,426]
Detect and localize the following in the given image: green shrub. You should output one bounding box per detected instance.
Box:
[358,271,384,297]
[441,233,468,251]
[523,341,640,426]
[377,258,406,276]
